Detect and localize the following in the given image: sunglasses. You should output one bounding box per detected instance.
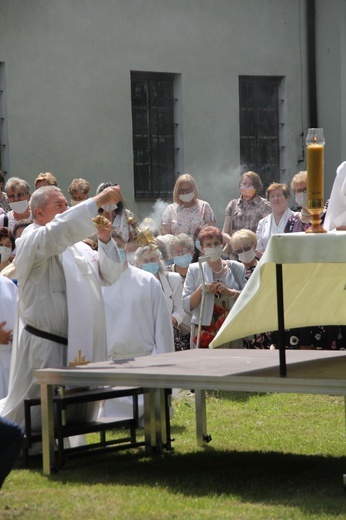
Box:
[232,245,253,255]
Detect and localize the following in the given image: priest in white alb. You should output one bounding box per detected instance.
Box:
[0,184,123,428]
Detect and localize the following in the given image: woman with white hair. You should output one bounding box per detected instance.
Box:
[230,229,258,280]
[166,233,195,350]
[135,243,185,336]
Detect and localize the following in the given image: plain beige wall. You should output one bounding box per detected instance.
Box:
[0,0,343,226]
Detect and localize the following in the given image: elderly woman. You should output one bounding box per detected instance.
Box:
[96,181,137,249]
[222,171,271,254]
[167,233,195,350]
[230,229,258,280]
[230,229,273,349]
[34,172,58,189]
[284,171,311,232]
[135,243,185,332]
[0,228,15,273]
[256,183,294,257]
[0,177,32,230]
[161,173,216,237]
[183,226,246,348]
[68,178,90,206]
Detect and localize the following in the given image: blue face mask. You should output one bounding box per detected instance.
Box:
[141,262,159,275]
[117,248,127,263]
[174,253,192,268]
[195,240,203,253]
[165,258,174,266]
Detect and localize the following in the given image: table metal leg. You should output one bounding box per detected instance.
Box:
[195,389,211,446]
[276,263,287,377]
[143,388,168,453]
[343,397,346,491]
[40,383,55,475]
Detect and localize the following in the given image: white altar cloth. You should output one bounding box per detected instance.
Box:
[211,231,346,348]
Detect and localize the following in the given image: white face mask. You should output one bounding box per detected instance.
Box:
[70,199,80,206]
[10,199,29,214]
[295,192,307,208]
[101,203,118,213]
[0,246,12,263]
[179,192,195,203]
[238,247,256,264]
[203,245,223,262]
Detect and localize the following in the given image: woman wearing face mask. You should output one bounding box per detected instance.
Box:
[135,243,185,335]
[0,228,15,273]
[0,177,32,231]
[230,229,273,349]
[161,174,216,238]
[68,178,90,206]
[256,183,294,258]
[183,226,246,348]
[284,171,311,232]
[230,229,258,280]
[167,233,195,350]
[96,181,137,251]
[222,171,271,257]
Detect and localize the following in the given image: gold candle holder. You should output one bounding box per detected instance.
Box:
[305,128,326,233]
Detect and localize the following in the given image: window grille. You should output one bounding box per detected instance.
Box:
[239,76,283,189]
[131,72,177,199]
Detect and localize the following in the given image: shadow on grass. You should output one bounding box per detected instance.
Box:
[27,448,346,515]
[206,390,266,402]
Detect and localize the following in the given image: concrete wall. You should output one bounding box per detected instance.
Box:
[0,0,331,227]
[316,0,346,198]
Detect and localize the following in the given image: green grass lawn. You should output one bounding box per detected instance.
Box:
[1,391,346,519]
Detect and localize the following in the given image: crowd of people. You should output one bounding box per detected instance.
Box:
[0,166,342,486]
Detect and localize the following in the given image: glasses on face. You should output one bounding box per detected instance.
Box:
[232,244,253,255]
[240,183,253,189]
[295,188,307,194]
[179,188,193,194]
[173,248,190,256]
[7,192,29,201]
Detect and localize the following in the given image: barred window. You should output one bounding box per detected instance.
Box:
[239,76,283,189]
[131,72,177,199]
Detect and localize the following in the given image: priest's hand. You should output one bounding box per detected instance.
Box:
[94,185,122,209]
[0,321,13,345]
[92,215,112,243]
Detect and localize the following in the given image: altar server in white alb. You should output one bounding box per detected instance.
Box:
[102,232,174,360]
[101,232,174,420]
[0,184,123,427]
[0,277,17,399]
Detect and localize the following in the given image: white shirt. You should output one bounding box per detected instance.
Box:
[256,208,294,253]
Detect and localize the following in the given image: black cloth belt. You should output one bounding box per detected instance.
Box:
[24,324,68,346]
